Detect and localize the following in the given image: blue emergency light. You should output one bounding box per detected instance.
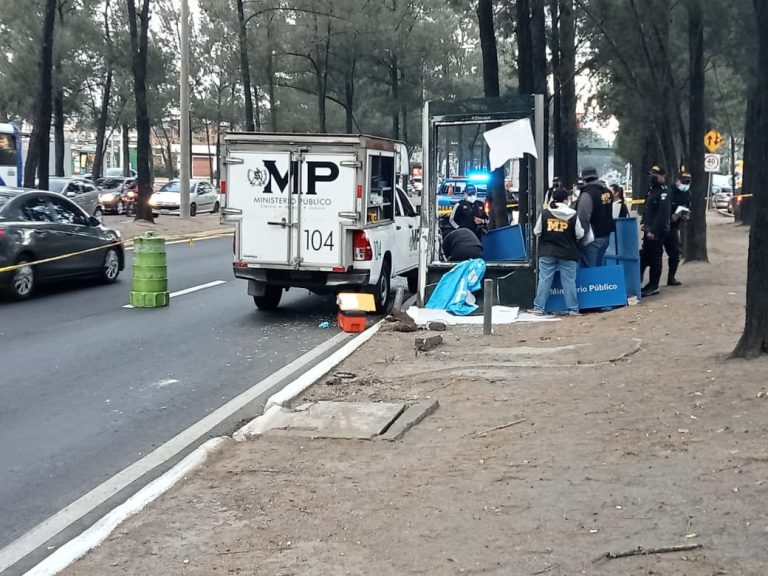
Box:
[467,171,491,183]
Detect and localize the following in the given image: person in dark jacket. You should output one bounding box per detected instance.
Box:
[449,184,488,238]
[640,165,672,296]
[576,167,614,267]
[529,188,585,316]
[442,227,484,262]
[664,168,692,286]
[544,176,561,208]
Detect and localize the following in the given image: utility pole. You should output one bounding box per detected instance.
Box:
[179,0,191,219]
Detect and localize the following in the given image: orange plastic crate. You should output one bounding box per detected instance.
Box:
[338,310,367,333]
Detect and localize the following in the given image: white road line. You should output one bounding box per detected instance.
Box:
[0,331,350,573]
[122,280,227,309]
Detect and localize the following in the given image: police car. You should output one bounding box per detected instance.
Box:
[436,173,490,217]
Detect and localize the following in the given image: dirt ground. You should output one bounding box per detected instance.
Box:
[64,214,768,576]
[105,213,233,243]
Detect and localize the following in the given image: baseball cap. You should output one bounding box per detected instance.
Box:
[581,167,599,182]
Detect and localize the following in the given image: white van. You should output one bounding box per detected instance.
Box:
[222,133,420,312]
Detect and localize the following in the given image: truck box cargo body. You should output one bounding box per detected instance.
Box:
[222,133,420,312]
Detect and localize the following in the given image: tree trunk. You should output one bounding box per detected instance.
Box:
[92,0,113,181]
[344,76,354,133]
[266,26,277,132]
[127,0,154,222]
[235,0,255,132]
[53,88,65,177]
[390,61,400,140]
[253,84,262,131]
[24,0,57,190]
[550,0,562,183]
[733,75,768,358]
[158,123,174,178]
[517,0,534,226]
[477,0,499,98]
[316,70,327,133]
[559,0,578,188]
[517,0,534,96]
[92,69,113,180]
[477,0,507,230]
[122,123,130,176]
[684,0,708,261]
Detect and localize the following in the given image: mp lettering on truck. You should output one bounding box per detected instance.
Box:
[249,161,340,195]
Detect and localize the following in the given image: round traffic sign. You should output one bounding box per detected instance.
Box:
[704,154,721,172]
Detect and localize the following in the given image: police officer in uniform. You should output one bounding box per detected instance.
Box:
[640,165,672,296]
[449,184,488,239]
[576,167,614,267]
[665,168,692,286]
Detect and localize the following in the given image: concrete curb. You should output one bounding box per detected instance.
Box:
[264,320,382,411]
[234,320,384,441]
[23,437,229,576]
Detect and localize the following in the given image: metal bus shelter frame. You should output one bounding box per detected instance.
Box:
[416,94,546,308]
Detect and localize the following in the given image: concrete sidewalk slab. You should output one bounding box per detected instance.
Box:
[247,401,406,440]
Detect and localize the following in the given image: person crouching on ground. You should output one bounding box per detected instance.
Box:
[442,227,483,262]
[529,188,585,316]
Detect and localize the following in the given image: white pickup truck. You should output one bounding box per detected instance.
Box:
[221,133,420,312]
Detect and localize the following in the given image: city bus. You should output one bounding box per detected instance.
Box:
[0,122,22,187]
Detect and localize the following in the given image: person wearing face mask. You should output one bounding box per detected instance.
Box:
[664,168,692,286]
[640,165,672,296]
[449,184,488,239]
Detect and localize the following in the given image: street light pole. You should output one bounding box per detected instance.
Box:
[179,0,191,219]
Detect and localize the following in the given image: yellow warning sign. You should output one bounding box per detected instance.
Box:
[704,130,725,153]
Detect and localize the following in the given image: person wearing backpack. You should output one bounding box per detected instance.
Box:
[529,187,586,316]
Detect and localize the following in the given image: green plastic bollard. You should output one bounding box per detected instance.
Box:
[129,232,170,307]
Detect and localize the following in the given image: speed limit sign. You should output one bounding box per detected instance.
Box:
[704,154,721,173]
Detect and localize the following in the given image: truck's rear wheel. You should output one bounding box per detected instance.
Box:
[371,259,392,314]
[253,285,282,310]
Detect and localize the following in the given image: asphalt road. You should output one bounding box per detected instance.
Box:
[0,236,341,569]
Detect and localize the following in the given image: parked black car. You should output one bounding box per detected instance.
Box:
[0,188,124,300]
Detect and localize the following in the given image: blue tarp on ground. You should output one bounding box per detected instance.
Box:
[426,258,487,316]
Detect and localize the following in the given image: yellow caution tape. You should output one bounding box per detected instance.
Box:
[0,239,125,274]
[438,203,519,216]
